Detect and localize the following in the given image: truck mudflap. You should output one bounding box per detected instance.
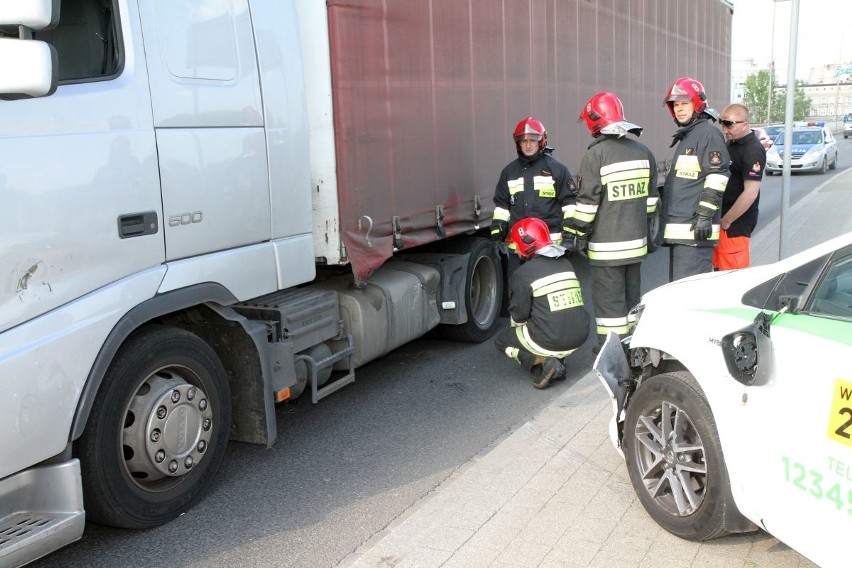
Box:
[592,331,633,451]
[0,460,85,568]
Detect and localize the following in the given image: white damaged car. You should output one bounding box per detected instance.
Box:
[594,232,852,568]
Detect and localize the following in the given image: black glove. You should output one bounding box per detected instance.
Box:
[690,214,713,240]
[564,234,588,257]
[490,223,507,242]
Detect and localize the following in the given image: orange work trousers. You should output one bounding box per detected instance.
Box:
[713,230,750,270]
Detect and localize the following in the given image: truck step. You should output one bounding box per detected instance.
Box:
[296,334,355,403]
[234,288,342,352]
[0,461,85,568]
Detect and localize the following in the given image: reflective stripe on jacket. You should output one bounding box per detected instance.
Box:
[492,152,575,240]
[568,135,659,266]
[509,255,589,351]
[662,116,730,247]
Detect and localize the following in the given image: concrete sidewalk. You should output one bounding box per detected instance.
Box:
[337,171,852,568]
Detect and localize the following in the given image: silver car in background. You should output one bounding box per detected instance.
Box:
[765,126,838,175]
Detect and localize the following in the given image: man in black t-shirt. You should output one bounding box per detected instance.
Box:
[714,103,765,270]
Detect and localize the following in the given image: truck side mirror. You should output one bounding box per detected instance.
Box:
[0,0,59,99]
[0,38,58,99]
[0,0,60,29]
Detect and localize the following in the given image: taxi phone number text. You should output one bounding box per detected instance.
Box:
[782,456,852,515]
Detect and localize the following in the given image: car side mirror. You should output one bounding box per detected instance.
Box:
[720,311,773,387]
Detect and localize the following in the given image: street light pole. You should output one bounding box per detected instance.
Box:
[779,0,800,261]
[768,0,777,123]
[834,33,845,128]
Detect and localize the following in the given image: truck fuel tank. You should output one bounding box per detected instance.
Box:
[312,261,441,368]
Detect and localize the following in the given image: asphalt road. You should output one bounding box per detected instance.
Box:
[30,138,851,568]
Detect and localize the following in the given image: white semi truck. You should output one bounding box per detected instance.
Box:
[0,0,732,565]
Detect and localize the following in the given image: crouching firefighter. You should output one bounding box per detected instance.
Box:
[494,217,590,389]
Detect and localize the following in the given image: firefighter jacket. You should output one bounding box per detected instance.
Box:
[508,255,589,352]
[662,116,730,247]
[492,151,575,248]
[566,135,659,266]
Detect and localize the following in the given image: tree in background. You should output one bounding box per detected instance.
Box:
[788,81,813,120]
[742,70,811,123]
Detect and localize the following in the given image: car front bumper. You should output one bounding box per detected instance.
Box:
[765,154,826,173]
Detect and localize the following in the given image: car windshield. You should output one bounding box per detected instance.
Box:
[776,130,822,146]
[793,130,821,145]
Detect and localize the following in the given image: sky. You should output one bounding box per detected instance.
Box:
[731,0,852,80]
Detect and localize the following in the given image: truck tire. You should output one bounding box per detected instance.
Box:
[647,201,662,253]
[77,325,231,529]
[439,237,503,343]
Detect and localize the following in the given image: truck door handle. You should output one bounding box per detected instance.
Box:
[118,211,159,238]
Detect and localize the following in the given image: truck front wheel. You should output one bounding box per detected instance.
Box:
[77,325,231,528]
[440,237,503,342]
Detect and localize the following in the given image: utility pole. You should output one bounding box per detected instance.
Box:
[768,3,776,123]
[779,0,800,261]
[768,0,792,124]
[834,33,845,129]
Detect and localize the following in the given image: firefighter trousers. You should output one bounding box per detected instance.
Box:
[669,244,713,282]
[494,325,577,373]
[591,263,641,348]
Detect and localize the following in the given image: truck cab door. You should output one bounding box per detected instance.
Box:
[2,0,163,333]
[135,0,270,262]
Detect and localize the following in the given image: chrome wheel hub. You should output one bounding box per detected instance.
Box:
[123,370,213,484]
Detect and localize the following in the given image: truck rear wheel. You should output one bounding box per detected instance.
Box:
[439,237,503,342]
[77,325,231,529]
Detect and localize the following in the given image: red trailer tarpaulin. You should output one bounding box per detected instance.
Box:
[327,0,731,284]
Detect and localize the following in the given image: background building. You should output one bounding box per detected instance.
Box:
[731,57,763,106]
[802,63,852,121]
[731,60,852,127]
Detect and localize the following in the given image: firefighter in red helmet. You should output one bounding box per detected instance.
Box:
[494,217,589,389]
[491,117,576,278]
[565,92,658,351]
[661,77,730,281]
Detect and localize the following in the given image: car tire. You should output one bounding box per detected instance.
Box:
[818,157,827,174]
[623,371,737,541]
[77,325,232,529]
[829,152,837,170]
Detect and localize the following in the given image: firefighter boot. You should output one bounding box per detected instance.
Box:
[533,357,564,390]
[528,355,547,382]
